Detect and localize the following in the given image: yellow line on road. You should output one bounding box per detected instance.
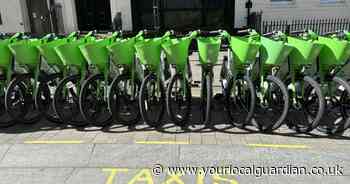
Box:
[24,140,84,144]
[247,144,309,149]
[135,141,190,145]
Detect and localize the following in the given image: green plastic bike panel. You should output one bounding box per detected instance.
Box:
[287,36,324,65]
[8,39,41,66]
[37,38,69,66]
[318,36,350,66]
[346,31,350,41]
[162,36,192,70]
[108,37,137,66]
[55,37,95,68]
[229,36,261,65]
[79,38,112,71]
[0,39,13,68]
[197,37,221,65]
[260,37,294,66]
[135,37,164,67]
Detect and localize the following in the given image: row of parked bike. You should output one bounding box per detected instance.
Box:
[0,29,350,135]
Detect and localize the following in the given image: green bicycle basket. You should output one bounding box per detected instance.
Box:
[108,37,137,66]
[135,37,164,67]
[287,36,324,66]
[197,37,221,65]
[0,39,14,68]
[79,38,112,71]
[260,37,294,66]
[55,37,95,68]
[8,39,42,67]
[229,36,261,65]
[162,36,192,70]
[317,36,350,67]
[37,38,70,67]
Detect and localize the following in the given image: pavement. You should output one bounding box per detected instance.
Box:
[0,114,350,184]
[0,54,349,183]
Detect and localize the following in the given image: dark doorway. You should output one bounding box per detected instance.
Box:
[132,0,235,32]
[27,0,52,36]
[75,0,112,31]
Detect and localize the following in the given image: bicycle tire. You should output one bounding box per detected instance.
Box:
[139,73,165,127]
[253,75,289,132]
[79,74,112,127]
[36,82,61,124]
[53,75,88,127]
[108,74,141,125]
[0,79,15,128]
[286,76,325,133]
[225,75,256,128]
[166,73,192,126]
[5,74,42,124]
[200,73,212,125]
[317,76,350,135]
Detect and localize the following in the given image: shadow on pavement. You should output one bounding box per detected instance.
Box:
[1,96,350,141]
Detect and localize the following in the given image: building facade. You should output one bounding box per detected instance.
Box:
[0,0,349,34]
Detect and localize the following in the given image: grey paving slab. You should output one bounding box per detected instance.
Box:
[65,168,110,184]
[0,144,94,167]
[88,144,179,168]
[0,144,11,162]
[179,144,264,166]
[0,168,74,184]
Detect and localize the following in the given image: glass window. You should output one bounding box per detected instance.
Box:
[205,10,225,28]
[137,0,154,10]
[205,0,225,9]
[163,11,201,31]
[163,0,202,9]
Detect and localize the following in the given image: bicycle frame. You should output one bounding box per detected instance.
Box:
[108,30,144,100]
[55,31,94,96]
[223,30,260,101]
[0,33,23,95]
[162,31,197,98]
[285,31,323,105]
[135,31,171,98]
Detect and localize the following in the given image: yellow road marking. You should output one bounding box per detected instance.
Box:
[24,140,84,144]
[135,141,190,145]
[247,144,309,149]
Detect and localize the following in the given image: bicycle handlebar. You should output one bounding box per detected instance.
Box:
[197,30,224,37]
[263,31,277,37]
[289,30,307,35]
[322,30,344,36]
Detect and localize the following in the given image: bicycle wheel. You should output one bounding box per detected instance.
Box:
[53,75,87,127]
[166,73,192,126]
[317,76,350,135]
[108,74,141,125]
[139,73,165,127]
[5,75,42,124]
[79,74,112,127]
[286,76,325,133]
[253,75,289,132]
[200,73,212,125]
[225,75,255,128]
[0,78,15,128]
[35,74,62,124]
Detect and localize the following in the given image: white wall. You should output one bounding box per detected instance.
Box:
[0,0,30,33]
[235,0,350,28]
[55,0,78,33]
[110,0,133,31]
